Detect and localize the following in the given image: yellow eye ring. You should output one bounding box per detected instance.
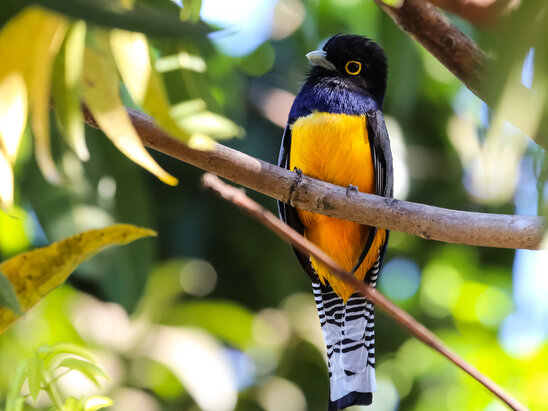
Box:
[345,60,362,75]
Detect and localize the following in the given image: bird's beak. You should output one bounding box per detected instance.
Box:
[306,50,336,71]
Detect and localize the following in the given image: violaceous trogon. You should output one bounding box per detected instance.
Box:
[278,35,394,410]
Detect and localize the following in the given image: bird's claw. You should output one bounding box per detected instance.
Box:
[293,167,303,178]
[346,184,359,197]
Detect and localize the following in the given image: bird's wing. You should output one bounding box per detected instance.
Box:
[277,124,291,222]
[367,110,394,198]
[277,124,317,280]
[350,111,394,277]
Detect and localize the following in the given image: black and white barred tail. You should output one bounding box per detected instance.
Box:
[313,256,381,410]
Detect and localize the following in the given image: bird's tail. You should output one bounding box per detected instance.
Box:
[313,279,376,410]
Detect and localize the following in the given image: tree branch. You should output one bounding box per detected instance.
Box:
[83,107,545,250]
[374,0,548,151]
[201,172,527,411]
[376,0,489,96]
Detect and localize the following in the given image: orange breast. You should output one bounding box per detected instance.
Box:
[289,112,385,301]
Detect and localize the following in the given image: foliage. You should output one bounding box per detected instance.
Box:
[0,224,156,335]
[0,0,547,410]
[0,4,241,209]
[5,342,112,411]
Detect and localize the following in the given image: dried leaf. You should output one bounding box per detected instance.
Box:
[0,224,156,335]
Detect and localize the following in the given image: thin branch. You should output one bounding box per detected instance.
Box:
[83,107,545,250]
[374,0,548,151]
[201,172,527,411]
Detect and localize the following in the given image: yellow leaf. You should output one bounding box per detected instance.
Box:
[53,21,89,161]
[0,72,27,163]
[85,396,114,411]
[109,29,190,142]
[0,224,157,335]
[25,8,68,183]
[0,150,14,209]
[0,7,69,183]
[0,9,33,205]
[177,110,245,139]
[187,133,216,151]
[82,35,178,186]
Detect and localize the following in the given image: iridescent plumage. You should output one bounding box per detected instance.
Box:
[278,34,393,410]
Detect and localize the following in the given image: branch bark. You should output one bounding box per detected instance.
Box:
[375,0,489,96]
[201,172,527,411]
[374,0,548,151]
[83,107,545,250]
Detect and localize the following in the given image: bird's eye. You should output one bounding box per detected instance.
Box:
[344,60,362,75]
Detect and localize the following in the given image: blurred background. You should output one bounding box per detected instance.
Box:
[1,0,548,410]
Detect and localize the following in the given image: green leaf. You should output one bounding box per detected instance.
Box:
[0,271,22,315]
[28,357,43,402]
[381,0,404,6]
[36,343,53,355]
[85,396,114,411]
[56,358,110,387]
[5,359,28,411]
[40,342,95,366]
[64,396,86,411]
[0,206,30,259]
[25,0,211,38]
[180,0,202,22]
[52,342,96,361]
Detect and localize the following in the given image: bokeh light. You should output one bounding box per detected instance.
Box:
[378,258,420,302]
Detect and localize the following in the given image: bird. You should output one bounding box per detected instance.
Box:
[278,34,393,410]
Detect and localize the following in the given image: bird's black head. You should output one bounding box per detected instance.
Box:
[306,34,388,106]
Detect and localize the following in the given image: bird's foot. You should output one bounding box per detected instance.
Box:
[346,184,359,197]
[293,167,303,178]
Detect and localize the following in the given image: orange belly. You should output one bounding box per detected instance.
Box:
[289,112,385,301]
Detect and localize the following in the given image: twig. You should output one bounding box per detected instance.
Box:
[374,0,547,151]
[201,172,528,411]
[82,107,546,250]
